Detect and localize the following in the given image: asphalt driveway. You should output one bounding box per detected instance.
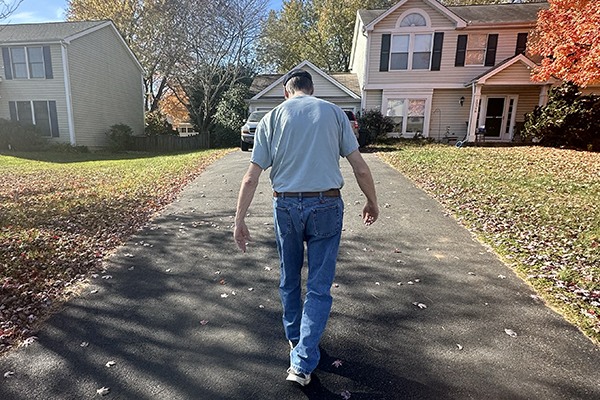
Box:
[1,150,599,400]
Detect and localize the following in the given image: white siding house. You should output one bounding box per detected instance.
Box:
[0,20,144,149]
[349,0,576,143]
[248,60,362,114]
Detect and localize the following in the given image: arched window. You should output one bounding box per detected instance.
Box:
[400,13,427,27]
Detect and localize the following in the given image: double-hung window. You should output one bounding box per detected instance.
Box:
[380,11,443,72]
[2,46,53,80]
[390,33,432,70]
[9,100,59,137]
[455,33,498,67]
[465,34,487,66]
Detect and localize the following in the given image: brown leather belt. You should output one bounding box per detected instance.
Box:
[273,189,340,198]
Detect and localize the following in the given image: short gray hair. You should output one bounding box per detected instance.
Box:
[285,75,314,95]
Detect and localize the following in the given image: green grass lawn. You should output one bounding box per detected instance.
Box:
[378,142,600,343]
[0,149,231,352]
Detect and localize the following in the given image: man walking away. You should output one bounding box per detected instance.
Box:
[234,68,378,386]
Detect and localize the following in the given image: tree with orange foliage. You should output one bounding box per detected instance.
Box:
[529,0,600,87]
[159,86,191,127]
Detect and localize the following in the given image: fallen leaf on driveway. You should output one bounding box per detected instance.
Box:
[412,302,427,309]
[221,294,228,298]
[105,361,116,368]
[505,329,518,338]
[200,320,209,325]
[81,342,89,347]
[4,371,15,378]
[97,387,110,396]
[341,390,352,399]
[22,336,37,346]
[332,359,343,368]
[456,344,463,350]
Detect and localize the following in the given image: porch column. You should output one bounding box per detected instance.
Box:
[468,83,482,142]
[539,84,550,106]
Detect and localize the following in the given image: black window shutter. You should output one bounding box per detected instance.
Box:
[485,34,498,66]
[515,33,528,55]
[455,35,467,67]
[9,101,17,121]
[49,101,59,137]
[431,32,444,71]
[379,34,391,72]
[2,47,12,80]
[43,46,53,79]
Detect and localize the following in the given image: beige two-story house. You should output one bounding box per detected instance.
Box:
[350,0,560,143]
[0,20,144,149]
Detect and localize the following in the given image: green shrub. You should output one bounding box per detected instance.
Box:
[48,142,89,153]
[211,123,239,148]
[145,111,179,136]
[523,83,600,151]
[106,124,134,152]
[357,109,395,143]
[0,119,48,151]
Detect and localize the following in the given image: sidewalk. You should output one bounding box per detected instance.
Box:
[1,150,599,400]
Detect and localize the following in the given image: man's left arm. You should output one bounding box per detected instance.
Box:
[234,162,263,252]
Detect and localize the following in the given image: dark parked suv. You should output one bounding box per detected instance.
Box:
[345,110,359,139]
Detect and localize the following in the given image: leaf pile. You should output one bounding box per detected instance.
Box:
[380,144,600,343]
[0,149,230,354]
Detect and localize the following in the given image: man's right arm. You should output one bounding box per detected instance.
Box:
[346,149,379,226]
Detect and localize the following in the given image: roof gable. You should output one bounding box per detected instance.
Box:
[364,0,466,31]
[251,60,360,100]
[466,54,555,86]
[359,1,548,29]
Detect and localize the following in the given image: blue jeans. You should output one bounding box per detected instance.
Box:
[273,194,344,375]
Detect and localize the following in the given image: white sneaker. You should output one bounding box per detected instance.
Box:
[286,367,311,386]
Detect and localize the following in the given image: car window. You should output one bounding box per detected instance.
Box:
[344,111,355,121]
[248,112,267,122]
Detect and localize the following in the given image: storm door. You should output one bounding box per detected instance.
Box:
[484,97,505,138]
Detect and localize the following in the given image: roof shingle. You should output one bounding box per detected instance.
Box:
[0,20,109,43]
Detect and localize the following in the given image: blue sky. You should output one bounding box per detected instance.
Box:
[7,0,282,24]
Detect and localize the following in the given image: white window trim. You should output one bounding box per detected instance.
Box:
[465,34,489,67]
[10,46,46,79]
[395,8,432,30]
[382,91,433,138]
[390,33,434,71]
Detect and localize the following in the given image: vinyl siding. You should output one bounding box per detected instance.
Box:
[363,90,383,111]
[368,26,536,88]
[429,89,471,140]
[0,44,70,143]
[351,20,368,88]
[261,65,350,98]
[67,25,144,148]
[485,61,535,84]
[374,0,456,31]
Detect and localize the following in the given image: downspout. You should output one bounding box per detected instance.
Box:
[60,40,76,146]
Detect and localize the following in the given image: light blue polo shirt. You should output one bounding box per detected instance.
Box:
[250,95,359,193]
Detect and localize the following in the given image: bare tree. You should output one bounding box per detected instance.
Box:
[0,0,23,20]
[168,0,269,135]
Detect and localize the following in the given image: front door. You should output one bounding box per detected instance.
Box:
[484,98,505,138]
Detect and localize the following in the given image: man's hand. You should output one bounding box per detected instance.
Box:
[233,162,263,252]
[363,201,379,226]
[234,219,252,252]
